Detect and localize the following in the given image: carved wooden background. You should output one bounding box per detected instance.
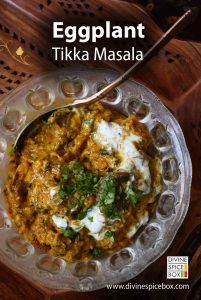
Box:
[0,0,200,299]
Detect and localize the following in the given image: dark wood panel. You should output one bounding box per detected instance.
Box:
[0,1,200,299]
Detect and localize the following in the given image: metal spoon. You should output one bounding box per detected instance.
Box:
[15,9,192,150]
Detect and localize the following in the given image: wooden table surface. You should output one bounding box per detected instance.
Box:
[0,1,201,299]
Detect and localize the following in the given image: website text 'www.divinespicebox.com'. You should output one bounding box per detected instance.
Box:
[106,282,189,291]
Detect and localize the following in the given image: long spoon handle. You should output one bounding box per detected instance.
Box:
[73,9,193,106]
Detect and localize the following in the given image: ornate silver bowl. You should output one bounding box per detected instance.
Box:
[0,68,192,291]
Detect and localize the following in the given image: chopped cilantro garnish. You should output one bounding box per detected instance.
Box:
[98,175,120,218]
[72,162,84,175]
[101,204,120,219]
[58,181,74,200]
[61,228,78,238]
[99,176,117,205]
[58,190,68,200]
[128,188,140,206]
[88,216,93,222]
[60,164,70,180]
[59,162,99,203]
[76,210,88,220]
[84,119,92,126]
[58,163,130,220]
[105,230,115,242]
[91,247,101,257]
